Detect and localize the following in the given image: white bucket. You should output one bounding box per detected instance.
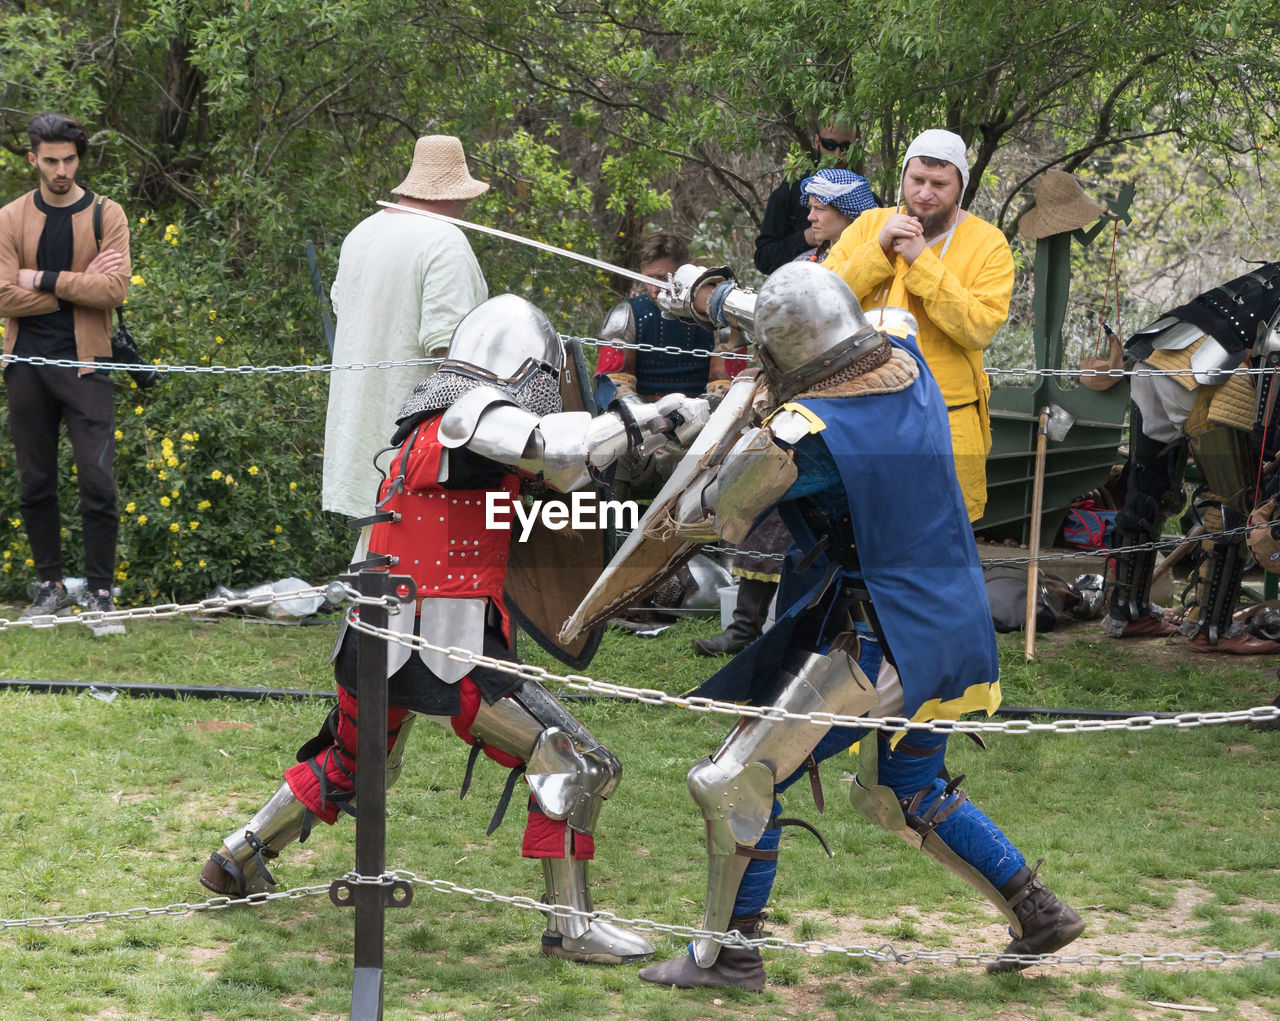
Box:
[717,584,738,630]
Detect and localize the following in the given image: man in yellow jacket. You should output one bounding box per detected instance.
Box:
[824,129,1013,522]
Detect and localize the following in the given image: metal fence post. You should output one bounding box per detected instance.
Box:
[330,571,415,1021]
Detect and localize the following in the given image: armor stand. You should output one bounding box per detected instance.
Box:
[329,572,416,1021]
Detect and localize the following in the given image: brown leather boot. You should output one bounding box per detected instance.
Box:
[987,862,1085,974]
[1188,633,1280,655]
[637,914,766,990]
[691,579,776,657]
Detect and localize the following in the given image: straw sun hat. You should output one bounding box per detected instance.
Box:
[1018,170,1104,239]
[390,135,490,201]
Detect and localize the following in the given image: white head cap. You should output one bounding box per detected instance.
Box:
[900,129,970,196]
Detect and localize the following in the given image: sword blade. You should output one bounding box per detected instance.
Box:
[374,200,669,291]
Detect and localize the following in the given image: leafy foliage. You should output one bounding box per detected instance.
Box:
[3,2,1280,599]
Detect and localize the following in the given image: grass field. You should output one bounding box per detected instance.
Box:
[0,605,1277,1020]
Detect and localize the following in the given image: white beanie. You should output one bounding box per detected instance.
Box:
[901,129,970,195]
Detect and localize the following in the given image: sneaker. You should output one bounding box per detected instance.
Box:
[19,580,72,620]
[83,589,126,636]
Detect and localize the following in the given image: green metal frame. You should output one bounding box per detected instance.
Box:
[975,185,1136,545]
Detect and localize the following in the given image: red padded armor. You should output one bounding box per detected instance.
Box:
[284,687,411,824]
[368,416,521,604]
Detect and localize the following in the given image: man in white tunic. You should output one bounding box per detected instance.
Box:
[322,135,489,527]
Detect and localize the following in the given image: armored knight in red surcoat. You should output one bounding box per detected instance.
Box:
[201,294,707,964]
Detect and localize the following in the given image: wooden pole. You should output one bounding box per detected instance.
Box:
[1024,408,1051,661]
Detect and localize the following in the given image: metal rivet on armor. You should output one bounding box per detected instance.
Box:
[436,560,441,565]
[451,539,455,544]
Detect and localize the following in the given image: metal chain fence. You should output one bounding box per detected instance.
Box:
[4,868,1278,971]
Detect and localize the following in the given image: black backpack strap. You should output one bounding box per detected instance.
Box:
[92,195,105,251]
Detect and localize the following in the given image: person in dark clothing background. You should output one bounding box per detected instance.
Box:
[754,123,870,274]
[0,112,131,632]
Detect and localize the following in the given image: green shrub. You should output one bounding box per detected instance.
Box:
[0,211,350,603]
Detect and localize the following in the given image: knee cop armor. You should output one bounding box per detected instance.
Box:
[686,641,877,966]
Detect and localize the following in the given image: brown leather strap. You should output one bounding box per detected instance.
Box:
[735,843,779,861]
[805,755,825,814]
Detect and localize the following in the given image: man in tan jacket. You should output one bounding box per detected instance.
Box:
[0,112,131,632]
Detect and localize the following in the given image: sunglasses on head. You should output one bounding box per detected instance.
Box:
[818,136,854,152]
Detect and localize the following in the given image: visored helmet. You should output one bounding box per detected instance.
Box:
[753,261,885,401]
[445,293,564,382]
[396,294,564,423]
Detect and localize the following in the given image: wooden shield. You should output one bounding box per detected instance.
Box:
[559,373,766,644]
[503,336,609,669]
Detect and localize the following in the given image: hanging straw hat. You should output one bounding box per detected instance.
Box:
[390,135,490,202]
[1019,171,1104,239]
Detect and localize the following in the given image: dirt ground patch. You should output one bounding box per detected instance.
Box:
[768,877,1276,1019]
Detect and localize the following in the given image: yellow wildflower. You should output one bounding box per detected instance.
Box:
[289,481,297,491]
[125,501,136,513]
[114,430,123,441]
[169,522,179,533]
[159,496,170,507]
[248,465,259,475]
[130,274,145,286]
[189,521,199,531]
[137,515,147,525]
[210,470,222,480]
[197,500,211,511]
[274,524,283,533]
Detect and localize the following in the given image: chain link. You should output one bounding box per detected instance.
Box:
[343,615,1280,734]
[0,882,333,930]
[12,345,1274,380]
[565,335,753,363]
[6,867,1276,969]
[1,352,444,376]
[6,558,1278,732]
[0,580,399,632]
[665,526,1230,568]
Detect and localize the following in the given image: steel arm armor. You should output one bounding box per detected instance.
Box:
[657,425,798,545]
[439,387,709,492]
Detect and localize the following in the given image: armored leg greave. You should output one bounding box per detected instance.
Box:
[448,679,653,963]
[686,643,877,968]
[1182,503,1249,644]
[200,712,416,897]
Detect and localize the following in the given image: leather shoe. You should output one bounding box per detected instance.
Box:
[1120,615,1178,638]
[638,947,765,991]
[1187,633,1280,655]
[988,864,1085,974]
